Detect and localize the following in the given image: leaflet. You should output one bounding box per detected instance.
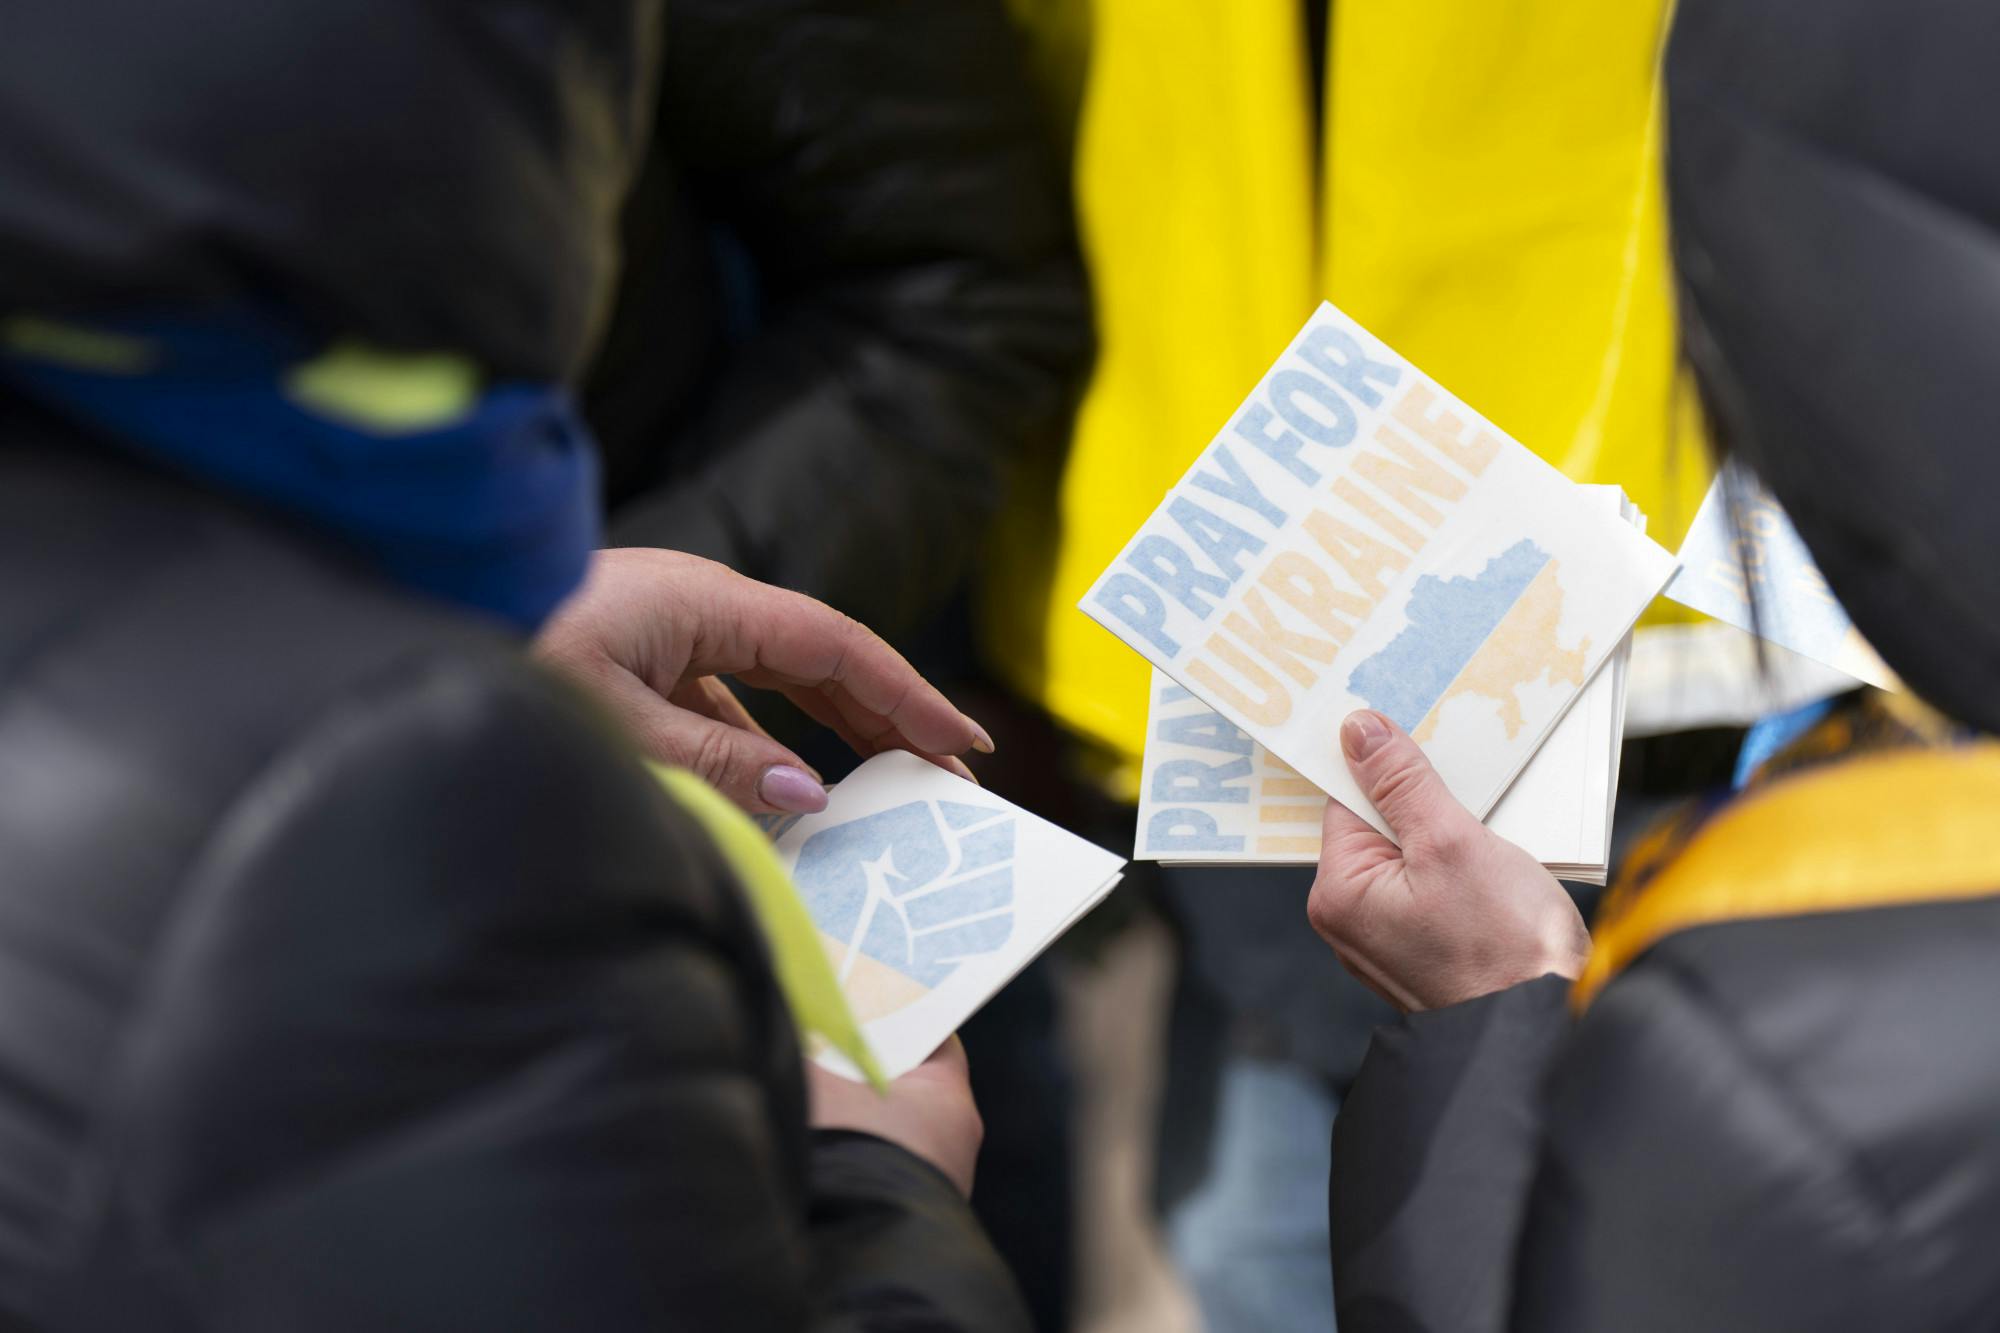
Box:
[1134,487,1641,881]
[769,751,1126,1079]
[1664,461,1895,690]
[1081,302,1677,835]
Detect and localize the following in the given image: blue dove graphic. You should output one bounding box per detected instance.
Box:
[794,800,1017,989]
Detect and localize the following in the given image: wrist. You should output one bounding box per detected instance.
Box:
[811,1126,976,1199]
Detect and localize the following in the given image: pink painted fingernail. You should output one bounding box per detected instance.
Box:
[759,765,828,814]
[967,720,996,755]
[1342,711,1391,762]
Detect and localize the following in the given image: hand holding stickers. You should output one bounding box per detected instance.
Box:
[1083,302,1677,838]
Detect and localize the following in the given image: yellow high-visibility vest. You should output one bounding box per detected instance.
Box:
[988,1,1708,795]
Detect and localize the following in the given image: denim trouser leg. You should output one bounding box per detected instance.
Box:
[1166,1056,1339,1332]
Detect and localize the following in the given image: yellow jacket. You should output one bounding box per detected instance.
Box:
[989,1,1708,794]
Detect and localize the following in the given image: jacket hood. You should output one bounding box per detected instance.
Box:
[1665,0,2000,732]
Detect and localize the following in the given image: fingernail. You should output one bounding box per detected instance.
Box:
[1341,711,1391,762]
[967,720,996,755]
[759,765,829,814]
[945,755,981,784]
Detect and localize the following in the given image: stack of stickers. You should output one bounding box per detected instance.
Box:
[769,751,1126,1079]
[1085,302,1680,883]
[1137,488,1643,883]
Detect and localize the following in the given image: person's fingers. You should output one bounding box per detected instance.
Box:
[820,678,900,748]
[1308,798,1391,951]
[699,573,991,756]
[1318,796,1397,873]
[759,679,978,782]
[667,676,836,781]
[670,675,766,737]
[765,680,872,752]
[806,1058,875,1120]
[817,680,980,775]
[596,666,828,815]
[1338,710,1480,853]
[914,1033,969,1079]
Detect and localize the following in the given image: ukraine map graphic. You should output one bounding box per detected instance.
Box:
[1349,539,1590,743]
[794,800,1018,1022]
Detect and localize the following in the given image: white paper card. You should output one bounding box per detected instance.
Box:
[1663,461,1896,689]
[1135,660,1618,872]
[1624,621,1866,738]
[771,751,1126,1079]
[1081,302,1678,834]
[1134,487,1640,878]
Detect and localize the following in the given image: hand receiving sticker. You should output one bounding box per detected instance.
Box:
[536,549,992,815]
[1307,710,1591,1013]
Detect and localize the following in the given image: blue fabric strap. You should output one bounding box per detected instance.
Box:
[2,312,599,633]
[1732,697,1837,789]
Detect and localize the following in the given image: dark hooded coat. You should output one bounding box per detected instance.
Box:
[1328,2,2000,1328]
[0,2,1029,1327]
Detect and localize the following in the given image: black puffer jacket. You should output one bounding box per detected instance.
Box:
[587,0,1091,637]
[1327,1,2000,1328]
[0,417,1029,1331]
[0,0,657,383]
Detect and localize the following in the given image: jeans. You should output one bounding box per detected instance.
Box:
[1166,1056,1339,1332]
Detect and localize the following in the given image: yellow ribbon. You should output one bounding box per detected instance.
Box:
[1577,744,2000,1010]
[650,765,886,1090]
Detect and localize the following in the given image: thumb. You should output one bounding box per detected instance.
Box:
[673,712,831,816]
[1339,710,1478,851]
[599,669,829,815]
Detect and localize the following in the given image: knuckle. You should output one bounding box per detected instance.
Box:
[1305,877,1353,941]
[1367,755,1429,812]
[832,611,873,657]
[1422,823,1479,866]
[689,726,742,786]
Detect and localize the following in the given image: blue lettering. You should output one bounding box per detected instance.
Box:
[1159,712,1254,756]
[1146,809,1246,854]
[1232,403,1322,485]
[1127,535,1231,617]
[1296,326,1402,407]
[1270,369,1357,448]
[1168,496,1264,582]
[1188,443,1286,528]
[1152,757,1252,804]
[1093,573,1181,657]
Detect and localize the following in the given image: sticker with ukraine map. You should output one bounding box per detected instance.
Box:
[1080,301,1677,836]
[771,751,1125,1079]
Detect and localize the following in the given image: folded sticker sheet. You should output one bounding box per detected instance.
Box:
[769,752,1126,1080]
[1664,461,1895,690]
[1082,302,1677,835]
[1135,488,1640,882]
[1133,656,1624,881]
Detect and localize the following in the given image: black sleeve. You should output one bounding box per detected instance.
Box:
[101,653,1026,1331]
[808,1132,1034,1330]
[593,0,1091,636]
[1506,930,1926,1332]
[1330,975,1572,1333]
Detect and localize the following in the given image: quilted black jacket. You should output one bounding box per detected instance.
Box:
[0,416,1028,1332]
[587,0,1091,637]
